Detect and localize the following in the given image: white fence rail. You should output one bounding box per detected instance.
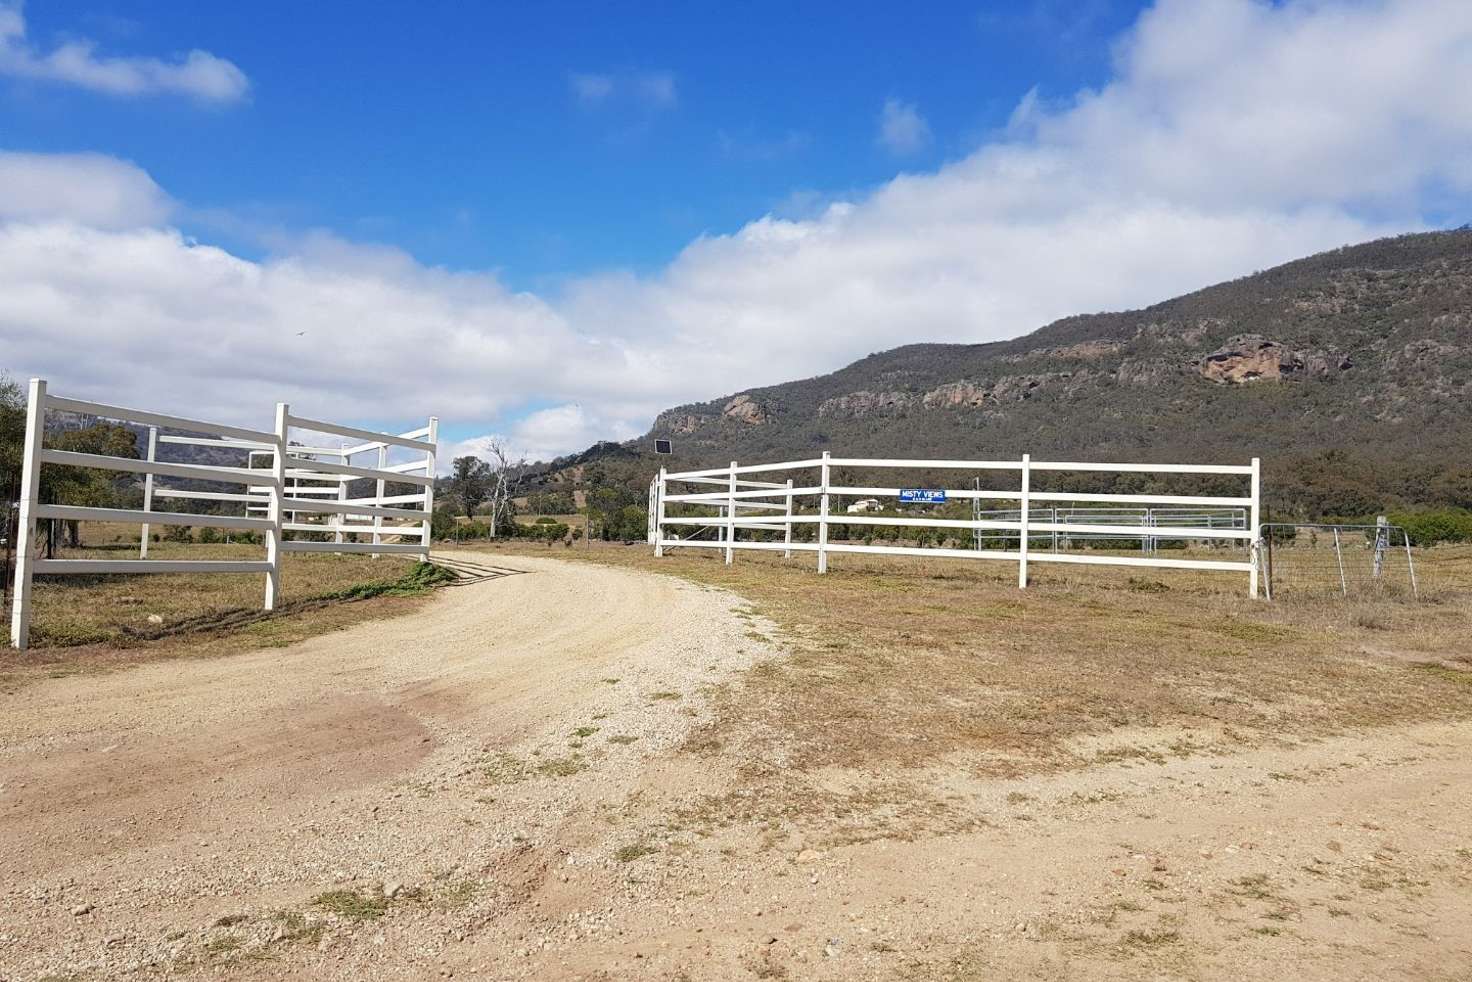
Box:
[651,451,1262,595]
[9,378,437,649]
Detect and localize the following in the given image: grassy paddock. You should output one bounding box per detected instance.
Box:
[458,539,1472,782]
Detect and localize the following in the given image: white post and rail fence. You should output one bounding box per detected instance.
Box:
[8,378,437,650]
[649,451,1263,595]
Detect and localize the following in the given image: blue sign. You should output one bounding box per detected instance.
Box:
[898,488,947,504]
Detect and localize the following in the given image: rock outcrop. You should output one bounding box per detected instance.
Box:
[721,394,772,425]
[1198,334,1350,384]
[816,390,914,418]
[655,410,705,434]
[820,374,1074,418]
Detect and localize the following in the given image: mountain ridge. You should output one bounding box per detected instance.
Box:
[542,230,1472,517]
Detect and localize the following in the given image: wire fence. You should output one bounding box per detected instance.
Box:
[1261,520,1419,600]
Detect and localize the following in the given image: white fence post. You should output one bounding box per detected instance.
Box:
[725,461,737,565]
[653,467,666,557]
[1249,455,1261,599]
[1018,453,1031,589]
[371,442,388,558]
[783,478,794,559]
[334,442,348,552]
[420,417,438,562]
[264,402,288,611]
[140,426,157,558]
[817,451,831,574]
[9,378,46,650]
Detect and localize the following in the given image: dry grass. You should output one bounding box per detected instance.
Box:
[15,523,429,645]
[0,524,451,684]
[460,540,1472,781]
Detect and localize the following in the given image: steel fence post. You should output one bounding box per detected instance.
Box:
[1332,527,1348,597]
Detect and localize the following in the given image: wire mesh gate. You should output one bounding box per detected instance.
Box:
[1259,519,1418,600]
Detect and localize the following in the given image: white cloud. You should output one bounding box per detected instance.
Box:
[4,0,1472,463]
[445,405,640,470]
[877,97,931,156]
[717,128,811,162]
[0,1,248,102]
[0,151,172,228]
[569,69,677,111]
[568,72,613,105]
[637,72,677,110]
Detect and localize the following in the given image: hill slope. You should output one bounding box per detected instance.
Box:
[621,230,1472,517]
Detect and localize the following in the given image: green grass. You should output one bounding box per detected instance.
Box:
[312,889,389,921]
[270,910,324,944]
[615,841,660,863]
[482,751,587,783]
[326,561,456,600]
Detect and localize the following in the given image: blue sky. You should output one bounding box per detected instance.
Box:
[3,1,1146,289]
[2,0,1469,463]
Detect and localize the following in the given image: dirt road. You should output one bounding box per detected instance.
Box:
[3,553,1471,981]
[0,553,776,980]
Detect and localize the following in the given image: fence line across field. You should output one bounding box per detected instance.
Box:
[9,378,438,650]
[650,451,1262,595]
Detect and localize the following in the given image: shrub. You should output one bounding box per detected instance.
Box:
[431,509,457,540]
[1387,508,1472,546]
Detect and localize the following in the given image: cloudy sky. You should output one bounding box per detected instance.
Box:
[1,0,1469,465]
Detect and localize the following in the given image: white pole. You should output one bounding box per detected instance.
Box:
[817,451,831,574]
[10,378,46,650]
[334,442,347,552]
[372,442,387,558]
[1249,456,1262,599]
[1404,531,1419,599]
[650,474,662,544]
[1332,527,1348,597]
[725,461,737,565]
[1373,515,1387,580]
[654,467,667,557]
[1018,453,1030,589]
[419,417,437,562]
[264,403,287,611]
[783,478,793,560]
[140,426,157,558]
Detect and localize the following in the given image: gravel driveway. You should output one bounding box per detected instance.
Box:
[0,552,776,980]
